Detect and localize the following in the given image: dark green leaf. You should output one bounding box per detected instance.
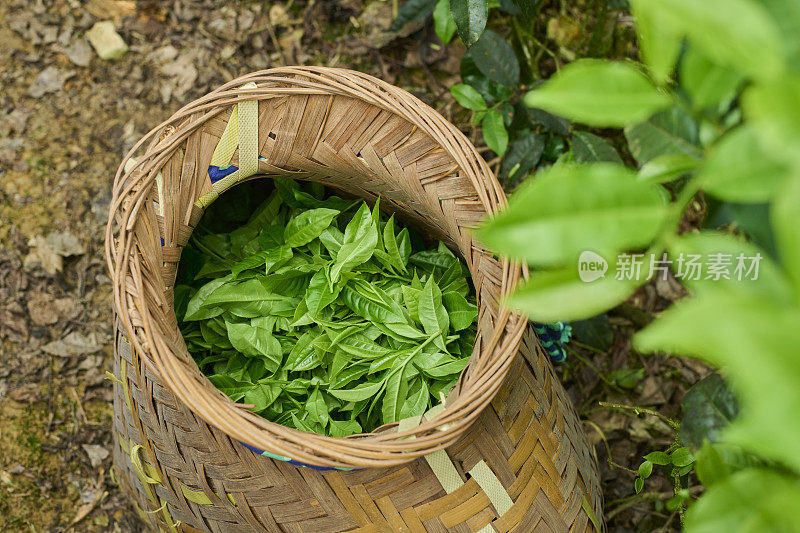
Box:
[390,0,438,31]
[469,30,520,87]
[680,373,739,450]
[450,0,488,47]
[570,314,614,350]
[499,132,544,182]
[624,104,701,164]
[571,131,623,164]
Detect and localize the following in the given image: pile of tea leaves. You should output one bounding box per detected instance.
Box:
[175,179,478,438]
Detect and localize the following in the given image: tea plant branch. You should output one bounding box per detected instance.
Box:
[598,401,680,431]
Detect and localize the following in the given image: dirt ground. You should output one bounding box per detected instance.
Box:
[0,1,706,531]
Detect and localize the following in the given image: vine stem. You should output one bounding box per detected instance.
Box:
[598,401,680,430]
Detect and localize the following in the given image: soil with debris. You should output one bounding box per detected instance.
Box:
[1,1,702,531]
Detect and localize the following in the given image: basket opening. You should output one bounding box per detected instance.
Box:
[174,176,481,437]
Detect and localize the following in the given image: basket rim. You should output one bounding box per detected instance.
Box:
[106,66,528,469]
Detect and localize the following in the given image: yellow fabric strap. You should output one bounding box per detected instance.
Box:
[425,450,464,494]
[469,460,514,517]
[237,83,259,178]
[395,404,464,494]
[397,414,422,434]
[196,82,259,208]
[210,105,239,168]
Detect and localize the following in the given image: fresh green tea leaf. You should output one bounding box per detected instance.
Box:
[524,60,672,127]
[450,84,487,111]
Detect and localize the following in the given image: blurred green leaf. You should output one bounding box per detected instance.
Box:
[772,175,800,302]
[630,0,681,83]
[681,47,743,110]
[638,153,699,183]
[476,163,668,267]
[699,126,789,203]
[390,0,438,31]
[743,78,800,166]
[524,60,671,127]
[668,232,793,303]
[470,30,520,86]
[433,0,458,44]
[635,292,800,472]
[694,440,730,487]
[758,0,800,73]
[639,0,785,79]
[685,469,800,532]
[506,268,640,322]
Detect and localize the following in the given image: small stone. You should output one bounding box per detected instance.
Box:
[27,67,74,98]
[27,291,58,326]
[82,444,110,468]
[24,236,63,274]
[42,331,104,357]
[45,231,84,256]
[65,38,93,67]
[85,21,128,61]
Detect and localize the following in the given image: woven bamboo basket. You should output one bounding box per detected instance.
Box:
[105,67,603,532]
